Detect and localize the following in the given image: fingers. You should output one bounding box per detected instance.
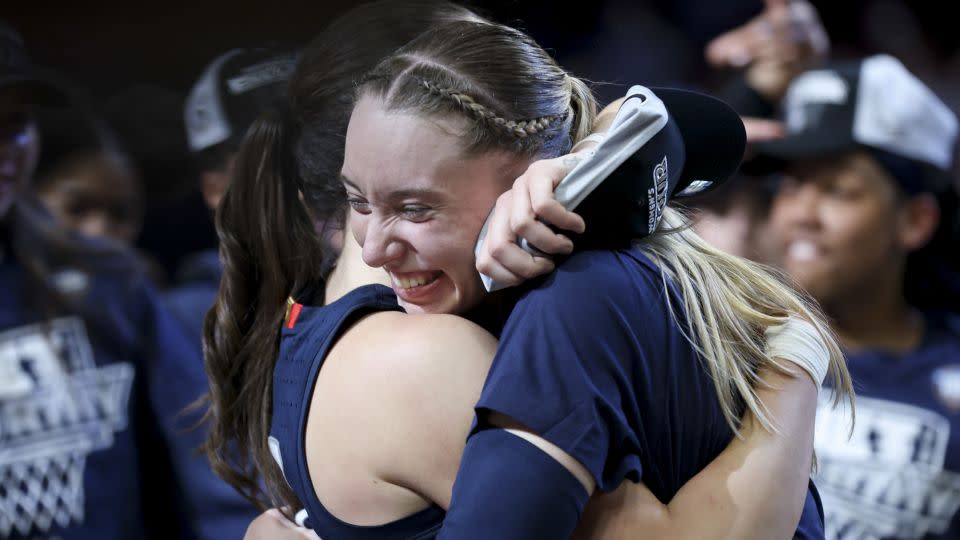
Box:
[476,192,555,287]
[510,175,575,256]
[508,159,585,250]
[527,166,586,234]
[705,0,826,69]
[705,22,758,68]
[742,117,787,143]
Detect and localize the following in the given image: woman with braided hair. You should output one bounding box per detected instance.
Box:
[205,3,851,539]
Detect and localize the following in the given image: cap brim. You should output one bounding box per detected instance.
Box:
[744,127,856,175]
[652,87,746,198]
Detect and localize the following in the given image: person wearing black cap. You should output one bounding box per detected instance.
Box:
[154,48,301,540]
[0,21,232,540]
[755,54,960,539]
[207,9,853,538]
[165,47,297,346]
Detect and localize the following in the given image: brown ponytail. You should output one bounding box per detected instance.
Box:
[201,105,324,511]
[200,0,496,513]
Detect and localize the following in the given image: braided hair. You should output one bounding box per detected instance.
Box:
[357,21,597,159]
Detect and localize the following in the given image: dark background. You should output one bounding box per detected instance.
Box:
[6,0,959,277]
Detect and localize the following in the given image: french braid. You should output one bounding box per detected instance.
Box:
[419,79,564,138]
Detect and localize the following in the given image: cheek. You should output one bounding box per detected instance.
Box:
[412,222,472,269]
[350,213,368,246]
[821,201,889,247]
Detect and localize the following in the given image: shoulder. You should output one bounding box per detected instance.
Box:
[331,311,497,394]
[514,248,670,323]
[309,312,496,505]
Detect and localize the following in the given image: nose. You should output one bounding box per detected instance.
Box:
[773,178,822,233]
[359,215,405,268]
[77,212,111,240]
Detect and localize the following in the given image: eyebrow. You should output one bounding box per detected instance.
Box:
[340,174,445,201]
[340,174,360,192]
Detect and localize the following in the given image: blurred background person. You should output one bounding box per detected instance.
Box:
[25,103,172,286]
[688,0,827,263]
[753,54,960,539]
[158,46,301,537]
[2,20,186,539]
[32,108,142,246]
[165,47,297,345]
[1,22,254,540]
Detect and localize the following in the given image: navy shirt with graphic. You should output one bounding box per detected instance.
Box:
[814,314,960,539]
[0,241,252,540]
[160,248,260,539]
[468,247,825,536]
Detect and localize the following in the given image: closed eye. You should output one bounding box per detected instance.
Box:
[347,197,371,214]
[400,205,432,221]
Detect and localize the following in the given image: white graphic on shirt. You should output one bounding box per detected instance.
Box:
[933,365,960,413]
[814,394,960,539]
[0,318,134,537]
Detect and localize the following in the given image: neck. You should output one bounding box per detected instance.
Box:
[825,270,923,354]
[324,231,391,305]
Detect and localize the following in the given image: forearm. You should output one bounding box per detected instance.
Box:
[594,98,624,134]
[667,368,816,539]
[578,368,816,540]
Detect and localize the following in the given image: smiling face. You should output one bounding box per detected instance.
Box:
[769,151,910,308]
[341,95,528,314]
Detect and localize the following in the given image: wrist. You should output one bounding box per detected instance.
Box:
[570,132,606,154]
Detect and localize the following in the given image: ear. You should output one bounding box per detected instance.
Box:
[897,193,940,251]
[200,170,229,210]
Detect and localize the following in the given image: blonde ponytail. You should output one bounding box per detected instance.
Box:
[639,206,854,435]
[566,75,598,149]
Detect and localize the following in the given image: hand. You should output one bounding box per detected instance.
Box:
[741,116,787,160]
[572,481,668,540]
[475,153,588,287]
[706,0,829,102]
[244,509,320,540]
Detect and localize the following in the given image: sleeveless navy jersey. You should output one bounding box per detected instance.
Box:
[0,243,242,539]
[469,247,825,537]
[814,314,960,539]
[270,284,445,539]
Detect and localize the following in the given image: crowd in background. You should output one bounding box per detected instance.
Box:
[2,0,959,538]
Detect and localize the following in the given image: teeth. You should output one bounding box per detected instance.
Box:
[788,241,819,262]
[394,274,434,289]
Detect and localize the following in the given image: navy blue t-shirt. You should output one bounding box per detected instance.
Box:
[160,247,260,539]
[0,242,247,540]
[472,247,824,534]
[814,314,960,539]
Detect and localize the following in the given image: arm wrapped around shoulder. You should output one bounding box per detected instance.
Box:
[437,428,590,539]
[764,318,830,389]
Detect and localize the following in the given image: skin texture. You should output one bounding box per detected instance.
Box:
[35,153,141,245]
[243,94,823,540]
[770,151,931,310]
[341,95,528,314]
[769,150,939,352]
[705,0,829,102]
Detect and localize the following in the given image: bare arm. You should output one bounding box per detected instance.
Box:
[574,367,817,540]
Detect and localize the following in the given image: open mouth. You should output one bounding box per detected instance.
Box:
[389,271,443,302]
[786,239,823,263]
